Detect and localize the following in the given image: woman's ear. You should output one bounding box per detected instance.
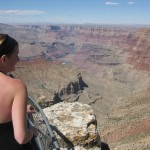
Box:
[0,55,8,64]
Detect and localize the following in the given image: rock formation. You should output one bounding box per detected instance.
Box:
[53,73,88,104]
[34,72,89,107]
[43,102,101,149]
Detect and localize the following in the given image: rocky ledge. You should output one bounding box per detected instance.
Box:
[43,102,101,149]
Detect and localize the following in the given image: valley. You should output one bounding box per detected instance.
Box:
[1,23,150,149]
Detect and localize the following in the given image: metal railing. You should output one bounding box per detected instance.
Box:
[27,96,60,150]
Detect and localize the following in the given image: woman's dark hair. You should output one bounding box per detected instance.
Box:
[0,34,18,57]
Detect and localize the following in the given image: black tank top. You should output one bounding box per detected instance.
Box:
[0,121,34,150]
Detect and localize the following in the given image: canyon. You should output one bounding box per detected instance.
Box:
[0,23,150,149]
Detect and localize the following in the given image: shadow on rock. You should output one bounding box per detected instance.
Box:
[101,142,110,150]
[50,125,75,149]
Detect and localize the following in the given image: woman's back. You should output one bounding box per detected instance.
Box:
[0,73,15,123]
[0,73,35,150]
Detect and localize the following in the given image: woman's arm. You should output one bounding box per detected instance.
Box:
[12,79,35,144]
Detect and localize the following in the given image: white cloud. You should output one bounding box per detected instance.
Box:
[0,10,45,15]
[105,2,120,5]
[128,1,135,5]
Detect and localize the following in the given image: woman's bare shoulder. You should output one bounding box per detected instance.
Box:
[4,75,27,91]
[12,78,26,90]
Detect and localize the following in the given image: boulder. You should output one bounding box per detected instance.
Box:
[43,102,100,149]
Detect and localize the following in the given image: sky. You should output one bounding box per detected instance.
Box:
[0,0,150,25]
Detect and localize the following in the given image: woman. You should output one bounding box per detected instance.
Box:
[0,34,37,150]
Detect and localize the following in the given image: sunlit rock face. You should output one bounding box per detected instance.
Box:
[43,102,101,149]
[126,28,150,70]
